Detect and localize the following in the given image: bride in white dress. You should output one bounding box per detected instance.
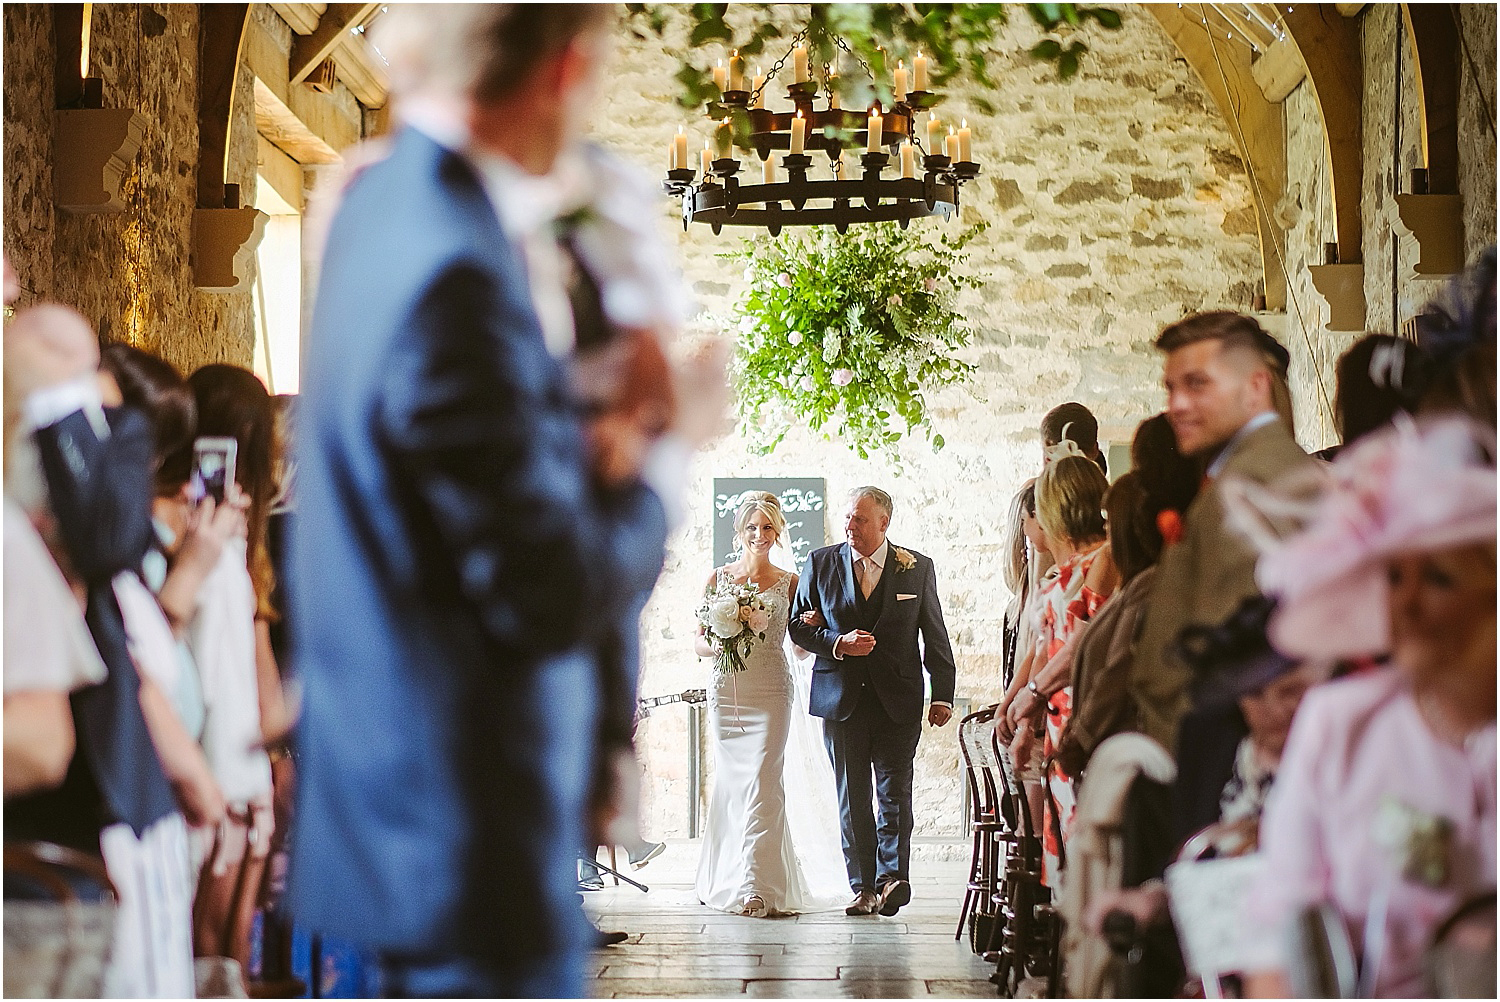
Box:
[693,492,845,917]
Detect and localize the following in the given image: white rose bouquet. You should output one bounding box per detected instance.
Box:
[697,577,773,679]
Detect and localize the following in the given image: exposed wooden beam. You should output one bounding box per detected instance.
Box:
[257,135,306,211]
[1402,3,1461,195]
[290,3,378,86]
[1334,3,1367,17]
[1145,4,1289,310]
[270,2,323,36]
[1250,36,1306,104]
[198,4,252,209]
[248,16,362,159]
[1283,5,1364,264]
[255,79,343,165]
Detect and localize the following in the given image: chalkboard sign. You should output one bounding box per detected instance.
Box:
[713,478,828,571]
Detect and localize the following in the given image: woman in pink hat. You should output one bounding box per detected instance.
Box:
[1237,416,1496,998]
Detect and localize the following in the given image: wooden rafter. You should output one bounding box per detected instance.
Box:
[1282,4,1364,263]
[290,2,379,86]
[198,4,252,209]
[1145,4,1289,309]
[1402,3,1461,195]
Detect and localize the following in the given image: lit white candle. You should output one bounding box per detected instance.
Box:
[793,45,809,83]
[900,141,915,178]
[790,111,806,154]
[894,61,908,103]
[914,50,929,91]
[958,119,972,162]
[945,125,959,161]
[752,66,765,108]
[674,125,688,170]
[713,60,727,93]
[828,72,840,110]
[729,50,745,91]
[701,142,713,178]
[763,152,776,184]
[927,112,941,152]
[867,108,883,153]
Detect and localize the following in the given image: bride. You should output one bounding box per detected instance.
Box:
[693,492,843,916]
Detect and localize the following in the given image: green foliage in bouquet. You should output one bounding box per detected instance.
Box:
[729,222,986,461]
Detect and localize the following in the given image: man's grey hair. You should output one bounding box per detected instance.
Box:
[848,486,894,519]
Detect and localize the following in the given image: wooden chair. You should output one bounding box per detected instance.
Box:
[955,706,1008,948]
[3,841,117,999]
[988,735,1055,997]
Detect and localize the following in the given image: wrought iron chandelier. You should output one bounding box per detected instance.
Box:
[662,31,982,235]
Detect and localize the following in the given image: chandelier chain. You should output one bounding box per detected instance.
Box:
[746,27,808,107]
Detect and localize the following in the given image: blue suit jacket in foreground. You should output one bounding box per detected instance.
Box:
[287,127,666,965]
[788,542,957,723]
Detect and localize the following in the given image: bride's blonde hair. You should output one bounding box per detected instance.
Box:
[734,491,787,545]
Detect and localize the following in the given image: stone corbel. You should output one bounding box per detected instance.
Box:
[1307,263,1367,332]
[53,108,146,213]
[192,207,267,292]
[1393,194,1464,277]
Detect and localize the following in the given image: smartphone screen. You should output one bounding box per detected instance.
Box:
[191,437,238,504]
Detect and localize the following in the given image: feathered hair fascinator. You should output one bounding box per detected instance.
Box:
[1042,421,1089,464]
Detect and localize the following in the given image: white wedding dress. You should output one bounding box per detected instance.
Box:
[696,568,848,915]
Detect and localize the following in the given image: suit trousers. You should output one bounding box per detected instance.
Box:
[822,686,922,893]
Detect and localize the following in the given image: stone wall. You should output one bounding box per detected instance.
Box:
[593,6,1263,839]
[2,3,258,374]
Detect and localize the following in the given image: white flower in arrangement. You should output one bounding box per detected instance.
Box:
[708,596,743,639]
[1372,796,1454,887]
[739,315,758,335]
[893,547,917,571]
[776,272,793,288]
[787,330,804,345]
[822,332,842,363]
[800,374,817,392]
[832,368,856,387]
[743,266,755,282]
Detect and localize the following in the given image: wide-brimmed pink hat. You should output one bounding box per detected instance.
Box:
[1223,415,1496,661]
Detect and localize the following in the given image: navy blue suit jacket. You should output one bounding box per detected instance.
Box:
[287,128,667,963]
[789,543,956,724]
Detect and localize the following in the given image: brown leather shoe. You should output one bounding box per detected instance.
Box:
[877,879,911,916]
[845,890,879,916]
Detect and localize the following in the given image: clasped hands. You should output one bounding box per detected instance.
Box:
[995,684,1047,743]
[798,610,952,727]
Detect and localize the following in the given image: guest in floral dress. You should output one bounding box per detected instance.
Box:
[1002,452,1116,883]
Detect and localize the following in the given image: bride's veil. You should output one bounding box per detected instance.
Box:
[773,539,854,905]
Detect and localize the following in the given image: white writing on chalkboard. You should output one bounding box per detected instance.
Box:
[714,487,826,517]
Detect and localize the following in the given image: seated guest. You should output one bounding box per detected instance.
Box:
[4,306,196,998]
[1244,416,1496,998]
[1133,312,1315,754]
[1000,480,1046,691]
[1055,472,1160,778]
[1042,401,1107,475]
[1001,453,1116,881]
[1313,335,1431,462]
[1129,412,1200,543]
[1413,246,1495,428]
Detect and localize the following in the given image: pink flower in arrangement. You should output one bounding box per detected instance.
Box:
[832,368,856,387]
[923,277,938,292]
[747,608,771,635]
[888,293,903,306]
[788,330,804,345]
[776,272,793,288]
[800,374,816,392]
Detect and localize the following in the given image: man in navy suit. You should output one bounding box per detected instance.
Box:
[287,6,675,996]
[789,487,957,917]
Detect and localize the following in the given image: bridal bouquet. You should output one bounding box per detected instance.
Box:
[697,578,772,679]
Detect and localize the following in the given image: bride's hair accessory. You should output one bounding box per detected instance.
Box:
[733,490,787,542]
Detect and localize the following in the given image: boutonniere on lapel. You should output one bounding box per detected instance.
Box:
[893,547,917,572]
[1372,796,1454,886]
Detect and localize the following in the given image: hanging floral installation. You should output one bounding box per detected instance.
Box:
[729,221,986,460]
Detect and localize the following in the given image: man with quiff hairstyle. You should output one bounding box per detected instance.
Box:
[1131,311,1315,752]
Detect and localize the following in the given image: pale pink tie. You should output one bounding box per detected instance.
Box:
[858,557,876,599]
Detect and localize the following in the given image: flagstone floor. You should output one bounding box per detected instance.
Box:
[583,840,1002,999]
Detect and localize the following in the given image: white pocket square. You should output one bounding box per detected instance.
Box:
[897,593,918,601]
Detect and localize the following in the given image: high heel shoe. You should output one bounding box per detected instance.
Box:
[740,894,768,918]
